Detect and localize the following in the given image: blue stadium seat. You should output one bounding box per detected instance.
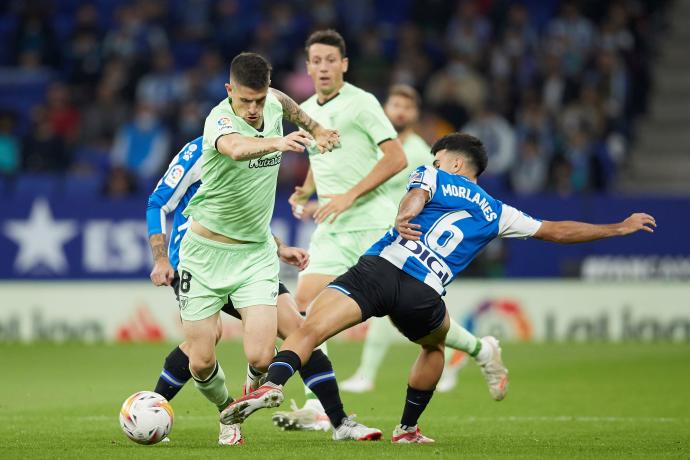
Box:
[63,174,102,197]
[13,174,62,198]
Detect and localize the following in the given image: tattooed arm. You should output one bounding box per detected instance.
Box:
[271,88,340,153]
[271,88,320,133]
[216,131,315,160]
[149,233,174,286]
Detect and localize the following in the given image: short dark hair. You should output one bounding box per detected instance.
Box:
[387,84,421,108]
[230,52,272,90]
[305,29,347,58]
[431,133,488,176]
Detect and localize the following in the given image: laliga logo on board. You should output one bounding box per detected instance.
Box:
[463,298,533,341]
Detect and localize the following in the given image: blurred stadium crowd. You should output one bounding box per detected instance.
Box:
[0,0,670,199]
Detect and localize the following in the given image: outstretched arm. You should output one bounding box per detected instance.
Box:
[533,213,656,244]
[394,188,429,240]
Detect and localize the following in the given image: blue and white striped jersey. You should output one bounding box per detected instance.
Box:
[146,136,203,270]
[365,165,542,294]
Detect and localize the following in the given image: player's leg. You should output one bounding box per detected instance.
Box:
[294,273,335,312]
[238,305,278,371]
[223,288,382,439]
[292,232,342,410]
[223,257,391,439]
[381,271,449,444]
[269,285,333,431]
[177,231,242,445]
[155,300,228,401]
[390,312,449,445]
[221,287,361,424]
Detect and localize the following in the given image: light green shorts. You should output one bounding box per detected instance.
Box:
[177,230,279,321]
[301,227,389,277]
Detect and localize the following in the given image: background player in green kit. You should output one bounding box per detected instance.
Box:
[339,85,493,395]
[278,30,407,426]
[177,52,344,444]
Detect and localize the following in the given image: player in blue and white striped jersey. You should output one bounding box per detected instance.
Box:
[145,137,333,445]
[228,132,656,443]
[147,136,202,280]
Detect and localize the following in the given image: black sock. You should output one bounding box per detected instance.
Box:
[266,350,302,386]
[299,350,347,429]
[400,386,434,428]
[154,346,192,401]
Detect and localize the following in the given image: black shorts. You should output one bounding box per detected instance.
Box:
[330,255,447,342]
[171,272,290,320]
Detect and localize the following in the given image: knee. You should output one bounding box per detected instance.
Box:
[294,292,312,312]
[188,349,216,377]
[246,347,275,371]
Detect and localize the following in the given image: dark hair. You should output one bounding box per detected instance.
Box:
[387,84,421,108]
[305,29,347,58]
[431,132,488,176]
[229,52,272,90]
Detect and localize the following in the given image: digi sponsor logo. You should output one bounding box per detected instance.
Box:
[463,299,533,342]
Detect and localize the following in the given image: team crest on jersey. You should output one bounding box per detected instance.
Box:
[164,165,185,188]
[217,116,233,131]
[179,296,188,310]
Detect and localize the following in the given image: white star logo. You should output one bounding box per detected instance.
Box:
[3,198,78,274]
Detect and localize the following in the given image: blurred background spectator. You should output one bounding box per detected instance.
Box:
[0,0,674,199]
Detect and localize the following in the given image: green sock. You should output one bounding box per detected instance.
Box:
[445,319,481,357]
[356,317,398,382]
[304,342,329,399]
[193,362,230,411]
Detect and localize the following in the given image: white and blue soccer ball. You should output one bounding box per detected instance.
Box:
[119,391,174,445]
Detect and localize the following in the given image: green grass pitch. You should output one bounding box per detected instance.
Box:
[2,341,689,459]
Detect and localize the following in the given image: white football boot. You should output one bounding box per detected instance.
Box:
[391,424,435,444]
[272,399,331,431]
[339,372,374,393]
[477,336,509,401]
[332,416,382,441]
[218,422,243,445]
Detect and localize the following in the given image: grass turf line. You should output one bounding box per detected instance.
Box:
[1,341,689,459]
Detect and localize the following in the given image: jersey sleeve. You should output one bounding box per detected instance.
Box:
[497,203,542,239]
[146,140,203,236]
[204,107,238,151]
[355,93,398,146]
[407,165,438,200]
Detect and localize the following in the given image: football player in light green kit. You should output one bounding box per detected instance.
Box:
[272,30,407,429]
[340,84,488,395]
[177,52,340,445]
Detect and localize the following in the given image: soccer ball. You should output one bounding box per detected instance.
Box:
[119,391,174,445]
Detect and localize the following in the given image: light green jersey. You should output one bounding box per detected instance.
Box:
[183,92,284,242]
[301,83,398,233]
[383,132,432,205]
